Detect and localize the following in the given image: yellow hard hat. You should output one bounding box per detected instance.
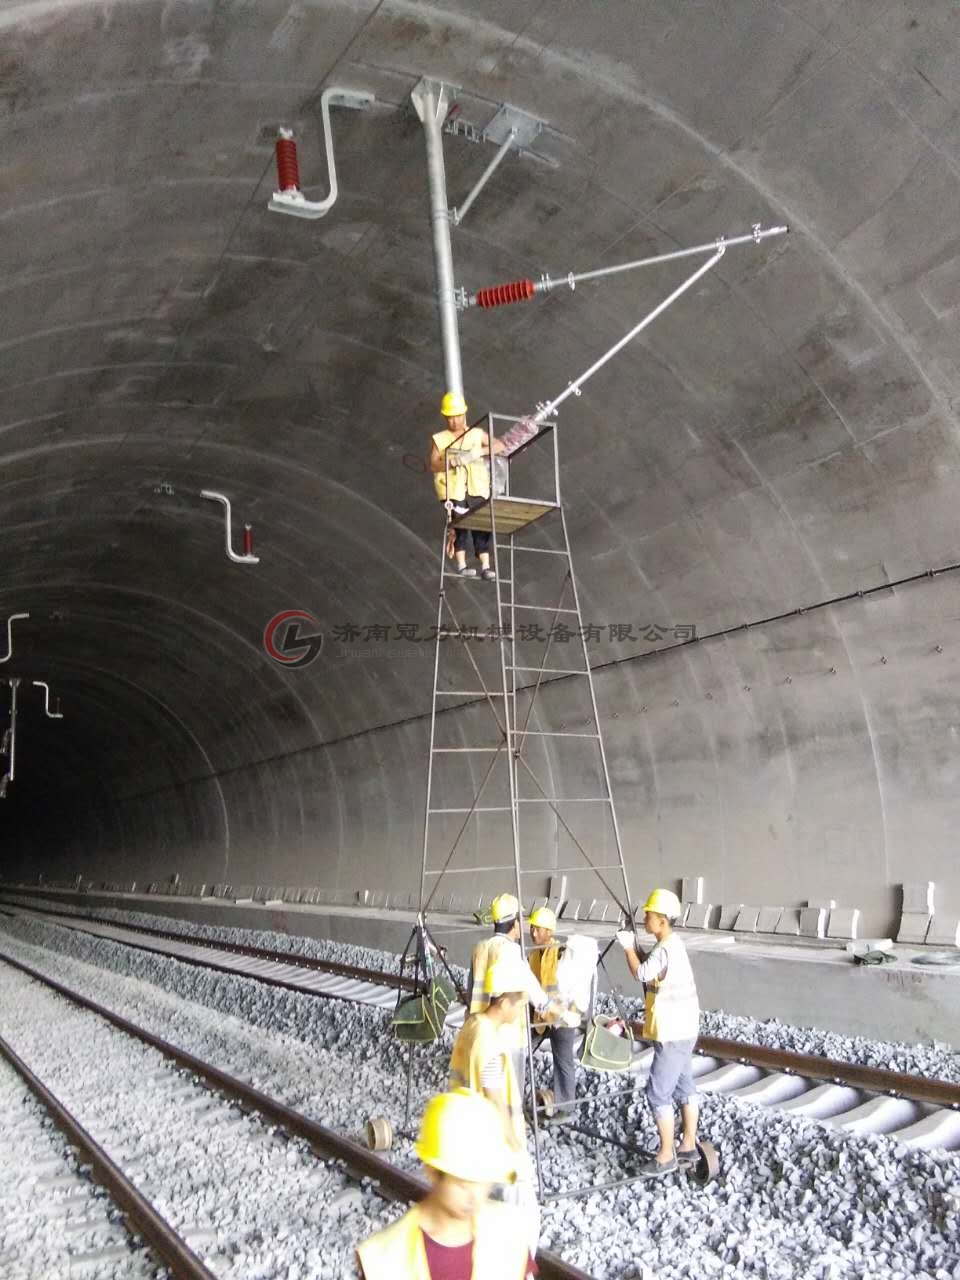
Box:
[484,952,528,999]
[415,1089,513,1182]
[528,906,557,931]
[440,391,468,417]
[490,892,520,923]
[642,888,682,920]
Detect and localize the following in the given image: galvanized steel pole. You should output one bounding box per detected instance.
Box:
[410,79,464,400]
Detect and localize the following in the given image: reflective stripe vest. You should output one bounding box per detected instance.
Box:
[470,935,524,1050]
[640,932,700,1043]
[357,1201,531,1280]
[432,426,490,503]
[529,943,561,1031]
[449,1012,525,1150]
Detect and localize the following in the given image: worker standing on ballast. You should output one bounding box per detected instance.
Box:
[449,953,541,1253]
[355,1088,536,1279]
[429,393,505,580]
[616,888,701,1178]
[527,907,581,1125]
[468,893,558,1093]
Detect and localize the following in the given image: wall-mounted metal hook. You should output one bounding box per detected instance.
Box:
[200,491,260,564]
[0,612,29,663]
[32,680,64,719]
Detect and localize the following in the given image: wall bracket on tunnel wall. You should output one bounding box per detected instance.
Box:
[0,612,29,664]
[200,491,260,565]
[267,88,374,220]
[32,681,63,720]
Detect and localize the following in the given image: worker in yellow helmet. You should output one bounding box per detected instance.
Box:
[616,888,700,1178]
[356,1089,536,1279]
[428,392,505,580]
[468,892,557,1095]
[449,952,540,1253]
[527,906,583,1125]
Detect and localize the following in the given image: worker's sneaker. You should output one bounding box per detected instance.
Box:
[455,565,477,577]
[480,568,497,581]
[637,1155,678,1178]
[676,1147,699,1166]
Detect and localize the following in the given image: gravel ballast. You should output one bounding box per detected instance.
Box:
[1,911,958,1279]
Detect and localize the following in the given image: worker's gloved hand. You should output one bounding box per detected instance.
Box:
[558,1004,582,1028]
[457,448,484,465]
[615,929,636,951]
[445,453,465,470]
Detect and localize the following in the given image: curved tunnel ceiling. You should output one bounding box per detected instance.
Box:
[2,0,959,927]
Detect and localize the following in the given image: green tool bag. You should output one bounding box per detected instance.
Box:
[580,1014,634,1072]
[391,977,456,1044]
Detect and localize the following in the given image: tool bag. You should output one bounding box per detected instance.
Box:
[579,1014,634,1072]
[391,976,455,1043]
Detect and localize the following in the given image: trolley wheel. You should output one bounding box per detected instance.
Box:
[536,1088,556,1119]
[687,1138,719,1186]
[365,1116,393,1151]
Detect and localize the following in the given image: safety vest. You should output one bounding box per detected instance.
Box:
[529,944,561,1031]
[641,932,700,1043]
[357,1201,531,1280]
[432,427,490,503]
[449,1012,525,1150]
[469,935,526,1050]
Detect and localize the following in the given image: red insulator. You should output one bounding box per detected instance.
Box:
[243,524,253,557]
[474,279,536,309]
[275,135,301,193]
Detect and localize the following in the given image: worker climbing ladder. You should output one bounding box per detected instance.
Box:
[419,412,635,946]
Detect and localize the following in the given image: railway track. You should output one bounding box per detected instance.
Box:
[0,947,591,1280]
[3,896,960,1151]
[0,1049,175,1279]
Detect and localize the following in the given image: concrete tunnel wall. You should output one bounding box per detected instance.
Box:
[2,1,960,941]
[8,567,960,938]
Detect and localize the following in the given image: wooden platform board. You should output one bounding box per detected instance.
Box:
[452,496,558,533]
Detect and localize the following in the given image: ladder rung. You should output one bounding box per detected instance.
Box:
[496,544,569,556]
[442,574,513,585]
[436,690,506,696]
[432,747,503,753]
[424,863,626,875]
[427,808,513,815]
[516,796,612,804]
[424,863,518,874]
[507,666,589,676]
[506,604,579,614]
[518,731,600,739]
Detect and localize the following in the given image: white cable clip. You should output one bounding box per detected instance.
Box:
[715,235,727,257]
[567,381,582,398]
[752,222,762,243]
[567,272,576,292]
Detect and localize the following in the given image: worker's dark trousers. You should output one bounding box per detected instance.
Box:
[547,1026,579,1109]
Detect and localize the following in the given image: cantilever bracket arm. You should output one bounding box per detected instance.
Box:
[32,681,63,719]
[200,490,260,564]
[0,612,29,664]
[529,243,728,427]
[452,129,516,226]
[268,87,374,220]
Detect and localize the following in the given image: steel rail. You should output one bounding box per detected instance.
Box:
[7,897,957,1112]
[0,1028,217,1280]
[0,900,418,994]
[694,1033,960,1111]
[0,949,591,1280]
